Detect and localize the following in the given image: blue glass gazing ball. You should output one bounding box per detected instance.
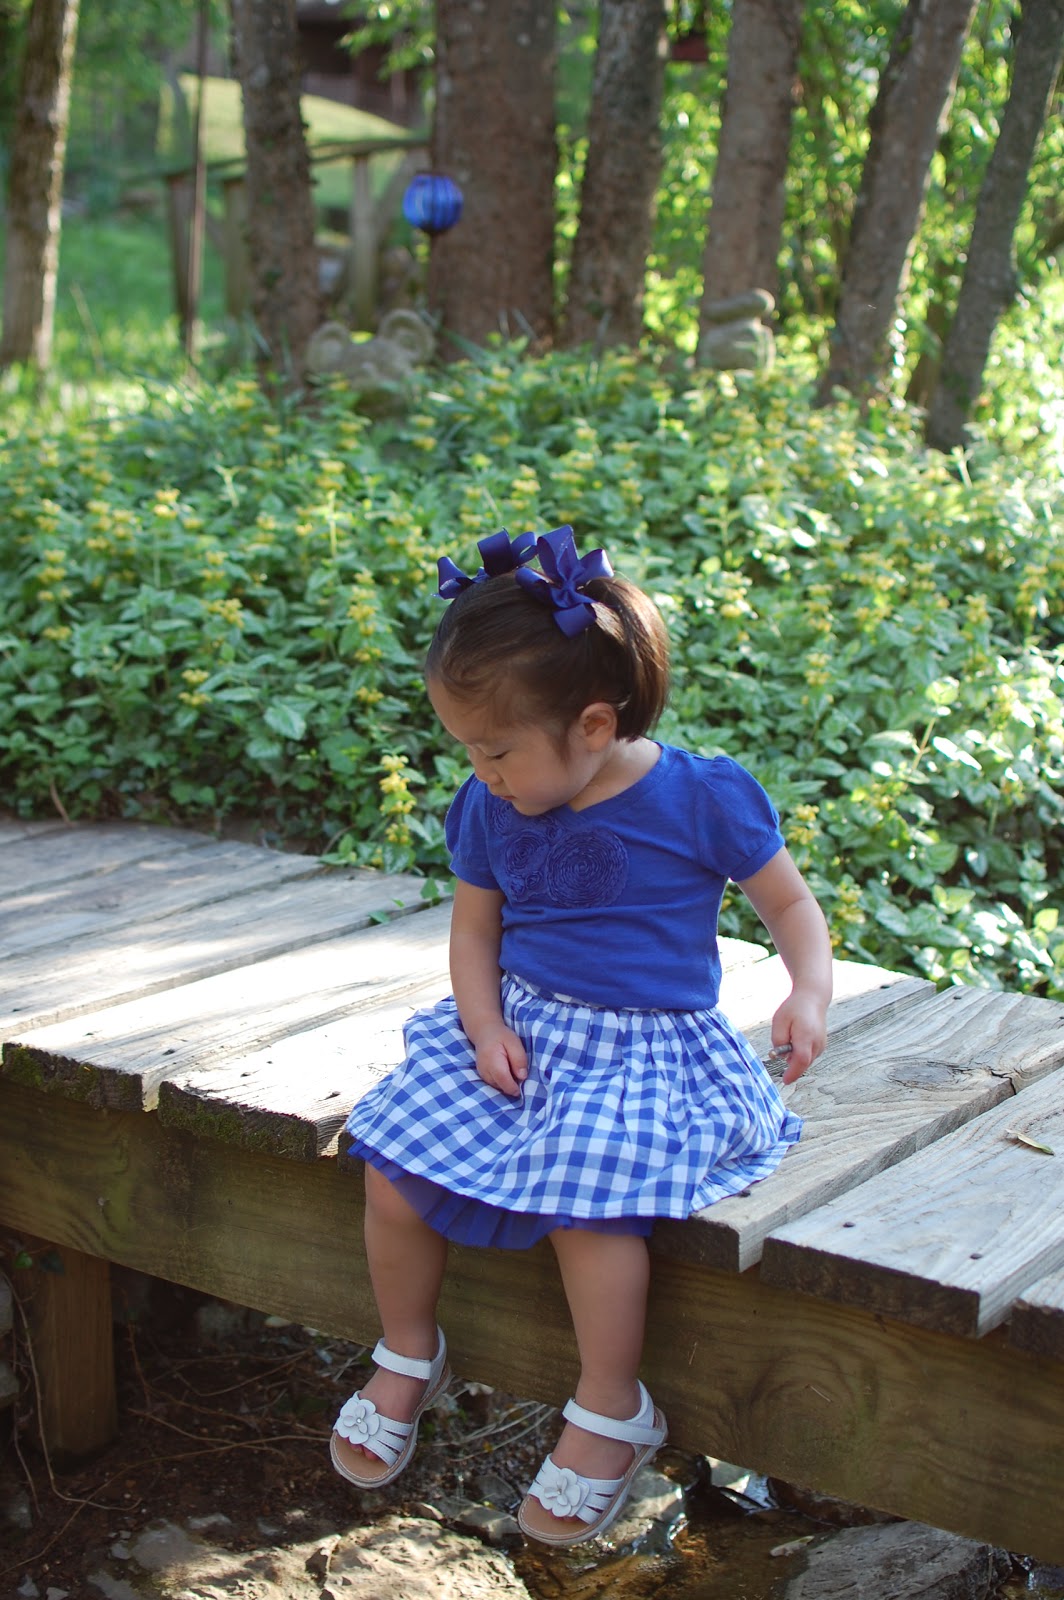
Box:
[402,172,464,236]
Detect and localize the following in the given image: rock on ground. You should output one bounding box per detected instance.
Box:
[781,1520,1011,1600]
[322,1516,533,1598]
[84,1515,532,1600]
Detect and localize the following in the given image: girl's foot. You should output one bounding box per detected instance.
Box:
[518,1382,667,1545]
[331,1366,431,1479]
[330,1328,450,1489]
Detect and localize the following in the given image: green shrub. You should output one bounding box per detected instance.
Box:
[2,345,1062,1001]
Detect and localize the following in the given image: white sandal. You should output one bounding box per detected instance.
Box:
[517,1381,668,1545]
[329,1326,451,1488]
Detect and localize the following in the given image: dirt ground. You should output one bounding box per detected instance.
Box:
[4,1276,1049,1600]
[1,1273,572,1597]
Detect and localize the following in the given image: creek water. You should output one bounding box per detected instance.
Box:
[503,1456,1063,1600]
[509,1459,845,1600]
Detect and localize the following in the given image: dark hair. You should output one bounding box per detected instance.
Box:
[425,570,670,740]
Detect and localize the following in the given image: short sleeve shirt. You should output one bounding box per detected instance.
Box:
[445,744,784,1011]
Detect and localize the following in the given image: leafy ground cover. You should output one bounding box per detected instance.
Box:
[2,308,1062,998]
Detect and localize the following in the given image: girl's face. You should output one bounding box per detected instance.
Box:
[428,679,612,816]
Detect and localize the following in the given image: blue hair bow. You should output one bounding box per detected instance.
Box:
[515,526,613,637]
[436,529,538,599]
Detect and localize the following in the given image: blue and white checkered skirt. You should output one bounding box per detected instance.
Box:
[344,974,801,1249]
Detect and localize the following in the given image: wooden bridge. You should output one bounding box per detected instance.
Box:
[1,819,1062,1561]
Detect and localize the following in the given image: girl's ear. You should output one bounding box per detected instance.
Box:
[576,701,617,748]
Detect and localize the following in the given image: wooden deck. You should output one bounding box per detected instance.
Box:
[1,819,1063,1560]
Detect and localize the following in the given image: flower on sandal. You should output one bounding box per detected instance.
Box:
[335,1395,382,1445]
[537,1463,589,1518]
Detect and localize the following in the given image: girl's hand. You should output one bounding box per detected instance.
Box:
[770,989,828,1083]
[474,1025,528,1097]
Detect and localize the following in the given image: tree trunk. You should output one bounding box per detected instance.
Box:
[430,0,556,352]
[697,0,802,319]
[816,0,980,404]
[0,0,80,372]
[562,0,666,349]
[228,0,321,385]
[926,0,1064,452]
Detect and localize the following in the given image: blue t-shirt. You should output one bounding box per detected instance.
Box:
[445,744,784,1011]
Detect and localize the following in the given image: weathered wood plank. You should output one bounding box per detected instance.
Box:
[1,902,456,1109]
[154,936,771,1159]
[761,1062,1064,1337]
[156,949,915,1167]
[0,823,209,895]
[0,1079,1061,1561]
[147,947,915,1190]
[658,983,1060,1273]
[0,867,430,1039]
[1009,1266,1064,1362]
[158,976,451,1158]
[719,955,931,1058]
[0,818,73,846]
[0,836,325,956]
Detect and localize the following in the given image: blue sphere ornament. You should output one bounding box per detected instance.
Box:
[402,172,463,237]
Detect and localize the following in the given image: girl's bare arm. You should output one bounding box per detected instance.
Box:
[738,848,833,1082]
[449,879,528,1096]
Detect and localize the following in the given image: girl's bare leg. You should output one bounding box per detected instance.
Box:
[333,1164,448,1473]
[520,1228,650,1537]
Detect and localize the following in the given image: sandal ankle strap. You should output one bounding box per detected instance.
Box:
[371,1326,446,1381]
[562,1380,663,1447]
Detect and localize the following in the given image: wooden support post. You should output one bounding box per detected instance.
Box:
[222,176,251,320]
[348,153,378,331]
[165,171,194,340]
[0,1276,17,1413]
[19,1235,117,1464]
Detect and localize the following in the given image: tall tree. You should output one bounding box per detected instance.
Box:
[816,0,980,403]
[562,0,666,349]
[228,0,321,384]
[429,0,556,351]
[926,0,1064,451]
[0,0,79,372]
[697,0,802,321]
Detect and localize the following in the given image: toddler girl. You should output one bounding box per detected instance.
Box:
[331,525,832,1545]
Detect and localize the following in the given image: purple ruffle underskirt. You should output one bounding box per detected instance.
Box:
[354,1147,654,1250]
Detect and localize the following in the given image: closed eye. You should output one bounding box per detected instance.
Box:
[461,743,509,763]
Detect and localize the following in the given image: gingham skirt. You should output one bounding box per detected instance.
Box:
[344,974,801,1249]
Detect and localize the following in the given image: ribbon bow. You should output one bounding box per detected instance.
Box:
[436,528,538,599]
[515,525,613,636]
